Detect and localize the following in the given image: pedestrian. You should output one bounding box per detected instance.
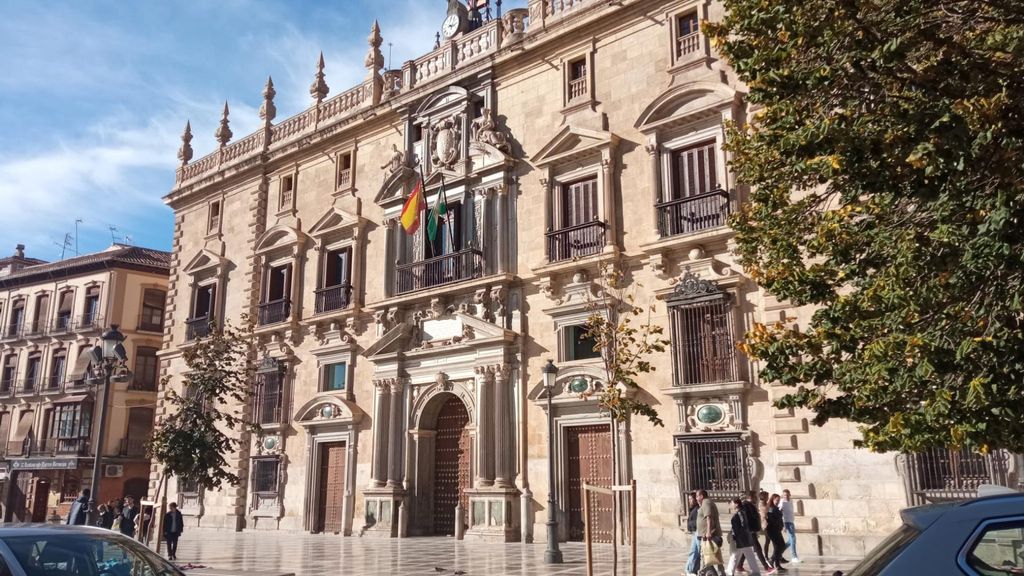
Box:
[120,496,139,538]
[766,494,788,571]
[163,502,184,561]
[685,492,702,576]
[725,498,767,576]
[737,491,772,573]
[781,489,801,564]
[758,491,771,560]
[65,489,90,526]
[696,490,725,576]
[97,504,115,529]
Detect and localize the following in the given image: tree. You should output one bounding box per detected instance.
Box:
[706,1,1024,453]
[148,318,259,492]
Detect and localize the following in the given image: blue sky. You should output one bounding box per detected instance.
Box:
[0,0,524,260]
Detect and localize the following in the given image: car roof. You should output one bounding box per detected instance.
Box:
[902,492,1024,530]
[0,525,113,537]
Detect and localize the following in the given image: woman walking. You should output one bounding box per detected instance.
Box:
[685,492,701,576]
[725,498,764,575]
[766,494,789,571]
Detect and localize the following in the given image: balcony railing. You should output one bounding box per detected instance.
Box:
[7,439,30,456]
[315,284,352,314]
[258,299,291,326]
[546,220,606,263]
[50,315,74,335]
[0,379,14,397]
[395,248,484,295]
[24,320,48,338]
[128,378,157,392]
[656,189,730,238]
[4,322,23,339]
[16,378,38,396]
[338,168,352,189]
[36,437,91,456]
[568,77,588,101]
[76,313,103,332]
[118,438,148,458]
[186,315,212,341]
[677,31,701,57]
[138,314,164,333]
[41,376,64,393]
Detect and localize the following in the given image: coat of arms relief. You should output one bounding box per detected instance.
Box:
[430,114,462,170]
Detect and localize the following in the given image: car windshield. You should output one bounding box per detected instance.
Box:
[844,523,920,576]
[1,532,181,576]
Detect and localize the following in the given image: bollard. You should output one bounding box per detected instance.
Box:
[454,504,465,540]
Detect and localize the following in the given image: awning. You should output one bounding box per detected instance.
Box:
[67,347,94,381]
[52,394,90,405]
[12,411,33,443]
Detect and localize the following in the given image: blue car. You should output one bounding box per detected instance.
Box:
[842,490,1024,575]
[0,525,182,576]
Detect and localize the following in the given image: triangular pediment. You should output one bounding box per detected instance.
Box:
[374,166,418,206]
[294,395,365,426]
[364,322,413,357]
[182,249,228,276]
[308,206,365,238]
[531,125,618,168]
[255,224,309,255]
[635,81,741,133]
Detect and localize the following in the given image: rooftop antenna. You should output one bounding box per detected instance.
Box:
[388,42,393,70]
[56,233,73,260]
[123,234,133,246]
[109,225,120,245]
[75,218,83,256]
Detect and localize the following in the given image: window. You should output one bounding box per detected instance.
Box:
[48,352,66,390]
[0,412,10,447]
[675,434,751,500]
[187,283,217,341]
[967,519,1024,574]
[427,201,463,258]
[1,355,16,391]
[30,293,49,336]
[657,139,729,238]
[316,247,351,314]
[549,178,603,262]
[280,175,295,210]
[676,12,700,56]
[178,475,200,495]
[46,401,92,454]
[82,286,101,327]
[24,353,41,391]
[132,347,160,391]
[667,274,738,386]
[902,447,1009,506]
[140,289,165,332]
[321,362,347,392]
[337,152,353,190]
[208,201,221,233]
[568,57,588,102]
[673,141,720,198]
[54,291,74,332]
[8,300,25,337]
[254,359,284,425]
[252,458,280,494]
[259,263,292,325]
[563,325,600,362]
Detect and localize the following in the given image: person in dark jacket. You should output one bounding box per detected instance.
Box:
[96,504,115,529]
[684,492,701,575]
[65,489,90,525]
[726,498,765,575]
[766,493,789,571]
[738,491,772,572]
[120,496,139,537]
[163,502,184,560]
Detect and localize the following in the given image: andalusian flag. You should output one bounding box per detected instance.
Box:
[400,177,425,234]
[426,184,448,244]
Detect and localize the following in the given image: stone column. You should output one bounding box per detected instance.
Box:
[646,137,662,236]
[387,380,405,488]
[371,379,391,487]
[601,153,616,250]
[384,218,396,298]
[493,365,513,488]
[495,186,508,274]
[475,366,495,487]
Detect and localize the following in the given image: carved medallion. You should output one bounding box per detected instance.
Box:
[431,116,462,170]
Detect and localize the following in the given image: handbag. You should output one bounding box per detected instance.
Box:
[701,538,724,566]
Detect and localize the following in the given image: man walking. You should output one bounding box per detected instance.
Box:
[781,490,800,563]
[163,503,184,561]
[120,496,139,538]
[65,489,90,525]
[696,490,725,576]
[737,491,772,572]
[725,498,766,576]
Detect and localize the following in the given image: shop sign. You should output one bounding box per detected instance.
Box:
[10,458,79,471]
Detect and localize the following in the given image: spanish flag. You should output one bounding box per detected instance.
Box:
[400,177,425,234]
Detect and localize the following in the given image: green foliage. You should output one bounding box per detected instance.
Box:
[147,319,259,490]
[584,267,668,427]
[708,1,1024,452]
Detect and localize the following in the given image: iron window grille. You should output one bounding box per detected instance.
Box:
[254,356,285,425]
[252,457,280,494]
[902,447,1014,506]
[667,271,739,387]
[675,433,753,501]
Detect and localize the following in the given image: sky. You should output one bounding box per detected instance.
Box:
[0,0,525,261]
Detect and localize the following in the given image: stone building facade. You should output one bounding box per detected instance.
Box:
[0,244,170,522]
[154,0,1021,555]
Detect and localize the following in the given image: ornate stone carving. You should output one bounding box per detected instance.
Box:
[386,307,400,327]
[489,286,507,323]
[365,20,384,74]
[177,121,193,166]
[670,268,727,301]
[430,115,462,170]
[474,287,492,319]
[381,143,406,175]
[538,277,558,302]
[310,52,329,104]
[472,108,510,152]
[436,372,453,391]
[214,102,232,147]
[259,76,277,125]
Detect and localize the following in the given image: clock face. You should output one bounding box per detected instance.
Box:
[442,14,461,38]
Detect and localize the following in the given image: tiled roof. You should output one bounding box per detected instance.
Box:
[0,244,170,288]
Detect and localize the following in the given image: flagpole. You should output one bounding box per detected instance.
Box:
[438,172,456,255]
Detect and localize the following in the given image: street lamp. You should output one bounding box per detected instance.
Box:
[85,325,128,525]
[542,359,563,564]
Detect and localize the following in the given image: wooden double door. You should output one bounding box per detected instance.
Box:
[566,424,614,543]
[432,396,472,536]
[315,442,347,534]
[9,472,49,523]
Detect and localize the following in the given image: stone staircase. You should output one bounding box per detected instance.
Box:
[771,399,820,556]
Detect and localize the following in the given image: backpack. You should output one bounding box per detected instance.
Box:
[741,500,762,532]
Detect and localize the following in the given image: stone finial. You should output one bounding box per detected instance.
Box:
[177,120,194,166]
[365,20,384,76]
[214,102,232,147]
[259,76,277,124]
[310,51,329,104]
[434,32,441,50]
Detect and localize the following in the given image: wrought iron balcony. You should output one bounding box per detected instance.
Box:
[3,322,23,340]
[50,315,74,335]
[185,315,212,341]
[137,314,164,333]
[656,189,730,238]
[24,320,48,338]
[76,313,104,332]
[0,378,14,397]
[315,283,352,314]
[36,437,91,456]
[7,439,30,456]
[258,299,291,326]
[41,376,64,393]
[395,248,484,295]
[16,378,38,396]
[546,220,605,263]
[118,438,148,458]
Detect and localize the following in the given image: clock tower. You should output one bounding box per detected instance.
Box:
[440,0,469,40]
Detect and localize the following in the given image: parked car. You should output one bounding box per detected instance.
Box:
[841,488,1024,575]
[0,525,182,576]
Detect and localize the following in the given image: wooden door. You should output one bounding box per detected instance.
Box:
[10,472,31,522]
[567,424,614,543]
[316,442,347,533]
[432,396,471,535]
[29,477,50,522]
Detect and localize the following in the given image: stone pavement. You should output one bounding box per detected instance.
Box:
[169,530,861,576]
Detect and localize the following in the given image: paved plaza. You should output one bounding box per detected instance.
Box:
[170,530,861,576]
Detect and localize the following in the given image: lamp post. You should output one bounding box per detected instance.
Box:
[85,325,128,526]
[542,359,563,564]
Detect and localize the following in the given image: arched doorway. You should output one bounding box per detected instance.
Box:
[432,395,471,535]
